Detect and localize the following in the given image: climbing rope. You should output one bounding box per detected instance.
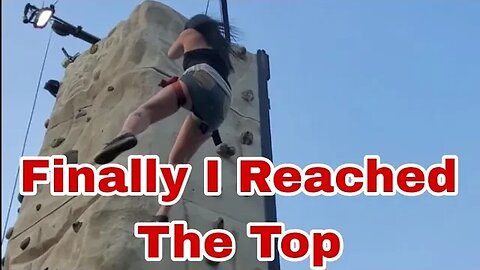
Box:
[1,29,54,246]
[205,0,211,14]
[51,0,62,7]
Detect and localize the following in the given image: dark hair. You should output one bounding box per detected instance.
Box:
[185,14,240,72]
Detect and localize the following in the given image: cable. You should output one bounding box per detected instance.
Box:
[1,29,54,246]
[205,0,210,15]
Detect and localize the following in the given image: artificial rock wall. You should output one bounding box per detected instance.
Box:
[3,1,272,269]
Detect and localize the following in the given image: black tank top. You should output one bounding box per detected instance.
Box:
[183,48,230,83]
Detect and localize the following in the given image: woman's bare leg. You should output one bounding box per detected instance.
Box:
[118,82,190,136]
[94,81,193,165]
[155,114,212,218]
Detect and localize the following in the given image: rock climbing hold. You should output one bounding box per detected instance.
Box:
[241,89,254,102]
[216,143,236,158]
[237,46,247,60]
[241,131,254,145]
[90,43,98,54]
[206,259,219,266]
[93,69,101,80]
[72,221,83,233]
[63,150,79,164]
[213,217,224,230]
[36,204,42,211]
[20,237,30,250]
[50,137,65,148]
[86,116,92,122]
[107,86,115,92]
[44,79,60,97]
[5,227,13,240]
[62,58,71,68]
[44,118,50,129]
[18,193,24,203]
[75,109,87,119]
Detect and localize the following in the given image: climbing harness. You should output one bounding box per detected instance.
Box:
[1,29,54,246]
[159,76,185,107]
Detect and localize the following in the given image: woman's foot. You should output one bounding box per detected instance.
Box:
[94,132,138,164]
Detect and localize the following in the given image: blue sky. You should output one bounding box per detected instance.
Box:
[2,0,479,269]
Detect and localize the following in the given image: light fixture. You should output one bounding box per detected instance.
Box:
[44,79,60,97]
[23,3,100,44]
[33,7,54,28]
[23,3,55,28]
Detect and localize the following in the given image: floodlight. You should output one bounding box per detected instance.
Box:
[23,3,100,45]
[33,7,54,28]
[44,80,60,97]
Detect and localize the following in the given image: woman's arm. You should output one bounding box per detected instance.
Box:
[168,30,186,59]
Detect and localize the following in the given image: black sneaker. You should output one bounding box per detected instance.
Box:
[94,132,137,164]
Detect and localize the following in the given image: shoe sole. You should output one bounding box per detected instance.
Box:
[94,136,137,164]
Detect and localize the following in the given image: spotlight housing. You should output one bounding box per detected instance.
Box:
[44,79,60,97]
[23,3,100,45]
[33,7,54,28]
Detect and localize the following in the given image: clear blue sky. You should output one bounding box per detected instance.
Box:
[2,0,479,269]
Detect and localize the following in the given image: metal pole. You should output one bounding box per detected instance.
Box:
[257,50,279,270]
[219,0,231,43]
[52,17,101,44]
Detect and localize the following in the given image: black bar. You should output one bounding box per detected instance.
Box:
[257,50,272,167]
[72,27,100,44]
[219,0,231,43]
[52,16,100,44]
[212,130,222,146]
[257,49,280,270]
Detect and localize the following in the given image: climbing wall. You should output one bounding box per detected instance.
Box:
[3,1,273,270]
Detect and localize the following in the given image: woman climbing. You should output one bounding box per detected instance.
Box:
[93,14,239,221]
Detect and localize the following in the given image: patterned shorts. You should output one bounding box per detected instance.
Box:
[179,64,232,134]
